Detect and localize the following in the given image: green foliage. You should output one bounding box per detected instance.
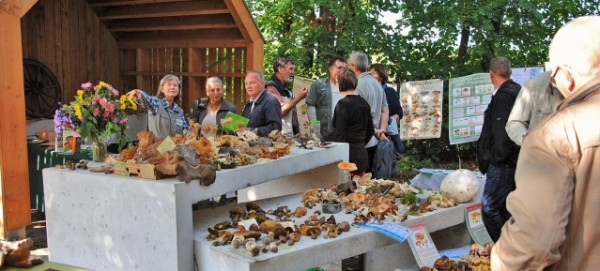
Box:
[247,0,600,167]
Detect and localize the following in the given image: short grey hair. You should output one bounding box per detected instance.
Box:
[489,57,512,78]
[205,77,224,89]
[549,16,600,79]
[273,56,295,73]
[348,51,369,72]
[246,70,265,82]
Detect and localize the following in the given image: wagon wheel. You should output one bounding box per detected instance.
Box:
[23,59,62,119]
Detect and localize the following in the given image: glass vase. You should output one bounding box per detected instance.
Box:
[92,139,108,163]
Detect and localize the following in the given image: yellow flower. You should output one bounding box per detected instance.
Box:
[120,95,126,110]
[96,81,112,92]
[74,104,83,119]
[127,95,138,110]
[77,89,84,101]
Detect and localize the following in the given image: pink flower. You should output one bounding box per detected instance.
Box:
[119,118,128,124]
[103,102,115,113]
[112,88,119,96]
[93,108,100,117]
[81,82,92,89]
[99,98,107,106]
[111,116,117,122]
[103,110,110,118]
[92,95,100,105]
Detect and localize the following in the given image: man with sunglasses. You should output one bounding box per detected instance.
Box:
[491,16,600,270]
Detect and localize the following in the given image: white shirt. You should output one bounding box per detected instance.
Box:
[330,81,343,118]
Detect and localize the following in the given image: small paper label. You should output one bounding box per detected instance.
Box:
[358,221,411,242]
[465,202,494,245]
[408,224,440,268]
[157,136,177,154]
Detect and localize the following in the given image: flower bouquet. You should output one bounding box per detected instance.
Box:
[54,81,137,161]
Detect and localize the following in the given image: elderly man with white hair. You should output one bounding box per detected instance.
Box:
[491,16,600,271]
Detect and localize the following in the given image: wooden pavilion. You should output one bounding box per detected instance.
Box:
[0,0,264,238]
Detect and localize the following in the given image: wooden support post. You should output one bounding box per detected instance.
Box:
[0,0,38,239]
[187,48,203,105]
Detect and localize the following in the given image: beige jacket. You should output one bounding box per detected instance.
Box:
[505,71,563,145]
[491,79,600,271]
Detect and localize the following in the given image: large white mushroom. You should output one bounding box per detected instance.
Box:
[440,169,479,203]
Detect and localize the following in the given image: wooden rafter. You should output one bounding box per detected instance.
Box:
[88,0,192,8]
[94,1,228,20]
[106,14,237,32]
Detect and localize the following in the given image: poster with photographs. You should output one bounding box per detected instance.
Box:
[292,77,314,137]
[399,79,444,140]
[448,73,493,145]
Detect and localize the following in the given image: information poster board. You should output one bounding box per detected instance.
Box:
[511,67,545,86]
[448,73,493,145]
[399,79,444,140]
[292,77,314,137]
[448,68,544,145]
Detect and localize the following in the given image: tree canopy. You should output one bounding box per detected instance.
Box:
[247,0,599,167]
[248,0,599,81]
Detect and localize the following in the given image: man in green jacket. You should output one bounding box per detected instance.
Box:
[306,56,346,138]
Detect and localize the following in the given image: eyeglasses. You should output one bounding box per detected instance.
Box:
[550,64,572,87]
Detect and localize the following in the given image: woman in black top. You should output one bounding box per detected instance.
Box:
[329,68,374,175]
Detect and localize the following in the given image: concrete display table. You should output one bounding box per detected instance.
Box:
[195,194,473,271]
[43,143,348,271]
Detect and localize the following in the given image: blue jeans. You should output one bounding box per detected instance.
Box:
[482,164,516,242]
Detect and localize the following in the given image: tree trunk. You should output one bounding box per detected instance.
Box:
[456,24,470,73]
[316,5,336,69]
[481,5,506,71]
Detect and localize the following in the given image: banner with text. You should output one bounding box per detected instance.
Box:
[399,79,444,140]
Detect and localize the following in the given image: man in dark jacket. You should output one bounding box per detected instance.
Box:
[477,56,521,242]
[242,71,282,136]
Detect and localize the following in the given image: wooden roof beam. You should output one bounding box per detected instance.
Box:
[0,0,37,18]
[117,29,246,48]
[88,0,191,8]
[94,1,228,20]
[119,39,249,49]
[107,14,237,32]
